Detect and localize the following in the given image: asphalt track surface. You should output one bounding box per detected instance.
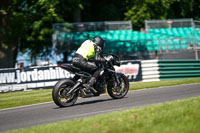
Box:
[0,83,200,132]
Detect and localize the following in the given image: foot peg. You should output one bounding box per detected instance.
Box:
[80,89,94,98]
[83,84,97,93]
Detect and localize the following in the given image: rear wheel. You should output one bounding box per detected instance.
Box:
[52,79,78,107]
[107,73,129,99]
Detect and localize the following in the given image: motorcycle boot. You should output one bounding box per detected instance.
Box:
[83,77,97,93]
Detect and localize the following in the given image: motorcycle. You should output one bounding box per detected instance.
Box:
[52,54,129,107]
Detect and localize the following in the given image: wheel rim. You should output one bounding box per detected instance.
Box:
[57,83,76,104]
[111,77,127,96]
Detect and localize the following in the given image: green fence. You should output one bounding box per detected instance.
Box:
[158,59,200,80]
[141,59,200,82]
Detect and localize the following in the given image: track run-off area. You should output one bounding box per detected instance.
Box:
[0,83,200,132]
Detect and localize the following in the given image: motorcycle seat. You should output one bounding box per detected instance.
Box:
[59,64,81,73]
[71,65,81,71]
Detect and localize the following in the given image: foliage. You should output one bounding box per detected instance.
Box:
[15,0,65,60]
[80,0,129,21]
[0,0,70,67]
[1,0,200,67]
[125,0,200,29]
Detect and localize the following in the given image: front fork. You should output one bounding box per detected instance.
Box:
[112,73,123,92]
[114,73,121,85]
[107,69,121,85]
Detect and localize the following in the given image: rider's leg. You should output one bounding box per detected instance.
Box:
[73,58,98,92]
[84,68,103,92]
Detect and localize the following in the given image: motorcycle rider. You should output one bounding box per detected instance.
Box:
[72,36,107,94]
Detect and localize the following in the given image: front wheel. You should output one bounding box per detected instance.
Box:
[52,79,78,107]
[107,73,129,99]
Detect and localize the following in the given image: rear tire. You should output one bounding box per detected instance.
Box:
[107,73,129,99]
[52,79,78,107]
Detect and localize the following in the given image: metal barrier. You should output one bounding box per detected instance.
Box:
[158,59,200,80]
[145,18,194,31]
[53,21,132,32]
[194,21,200,28]
[141,59,200,82]
[141,60,160,82]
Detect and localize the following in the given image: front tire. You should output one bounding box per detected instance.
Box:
[52,79,78,107]
[107,73,129,99]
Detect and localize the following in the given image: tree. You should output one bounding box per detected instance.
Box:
[124,0,200,30]
[17,0,65,65]
[81,0,129,21]
[4,0,200,68]
[0,0,22,68]
[0,0,66,68]
[55,0,83,22]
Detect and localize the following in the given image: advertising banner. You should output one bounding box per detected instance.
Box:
[0,60,142,92]
[0,66,74,92]
[115,60,142,82]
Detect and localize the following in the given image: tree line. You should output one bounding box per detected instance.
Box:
[0,0,200,68]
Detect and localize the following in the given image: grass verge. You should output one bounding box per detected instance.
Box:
[5,96,200,133]
[0,77,200,109]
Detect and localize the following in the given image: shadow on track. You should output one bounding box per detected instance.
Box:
[53,97,128,109]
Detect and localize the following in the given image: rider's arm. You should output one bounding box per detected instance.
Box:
[94,46,106,62]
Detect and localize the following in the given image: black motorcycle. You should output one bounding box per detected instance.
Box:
[52,54,129,107]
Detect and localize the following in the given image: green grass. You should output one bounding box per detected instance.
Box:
[5,96,200,133]
[130,77,200,90]
[0,89,52,109]
[0,77,200,109]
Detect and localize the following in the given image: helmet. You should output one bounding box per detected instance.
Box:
[92,36,104,49]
